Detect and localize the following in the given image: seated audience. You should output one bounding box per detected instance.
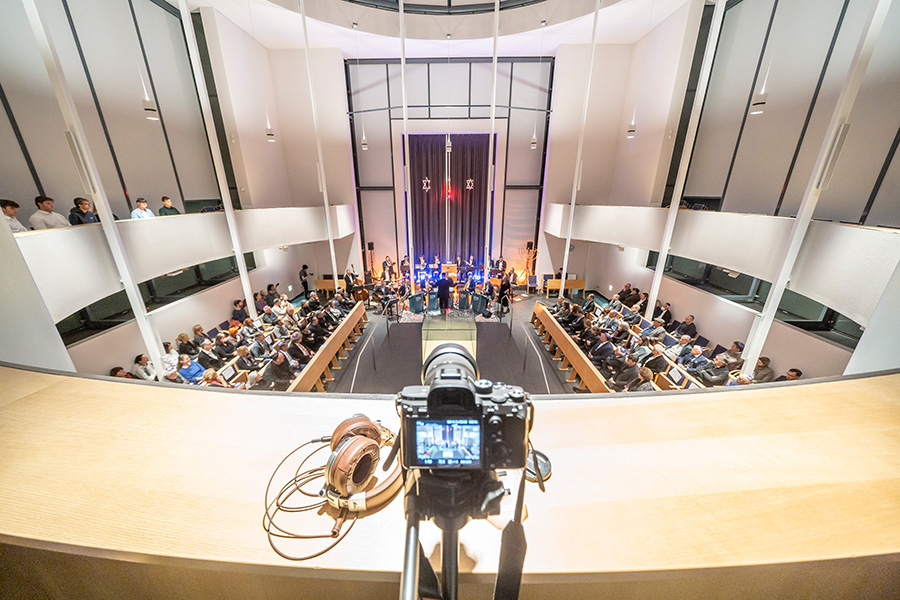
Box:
[681,345,709,373]
[631,292,649,314]
[695,354,729,386]
[250,333,274,361]
[272,298,288,319]
[654,302,672,325]
[609,355,640,392]
[68,197,99,226]
[158,196,180,216]
[161,366,186,384]
[287,332,314,365]
[130,198,155,219]
[109,366,133,378]
[234,346,263,388]
[197,340,223,370]
[775,368,802,382]
[627,367,656,392]
[641,318,667,343]
[665,335,692,361]
[587,332,615,366]
[272,318,291,340]
[262,343,297,391]
[616,283,633,301]
[177,354,204,384]
[753,356,775,383]
[640,344,668,375]
[240,318,263,343]
[176,333,199,357]
[606,294,623,313]
[261,305,278,325]
[628,336,652,363]
[727,374,753,386]
[131,354,156,381]
[29,196,70,230]
[201,368,230,387]
[723,341,745,370]
[192,324,211,348]
[162,341,180,371]
[1,199,29,233]
[674,315,697,340]
[265,283,280,307]
[232,299,249,324]
[214,333,237,361]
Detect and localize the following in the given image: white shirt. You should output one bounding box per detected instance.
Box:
[162,349,180,370]
[131,362,157,381]
[131,207,155,219]
[4,214,28,233]
[28,209,70,230]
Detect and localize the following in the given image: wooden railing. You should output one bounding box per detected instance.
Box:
[531,303,611,393]
[543,278,586,296]
[287,301,368,392]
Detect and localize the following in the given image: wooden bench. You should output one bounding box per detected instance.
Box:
[287,301,368,393]
[314,279,347,298]
[530,303,611,393]
[543,278,587,297]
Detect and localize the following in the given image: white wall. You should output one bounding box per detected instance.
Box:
[845,257,900,375]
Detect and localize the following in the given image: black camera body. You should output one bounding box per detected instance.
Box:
[397,344,532,472]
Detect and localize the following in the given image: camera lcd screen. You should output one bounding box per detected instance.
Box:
[413,419,481,468]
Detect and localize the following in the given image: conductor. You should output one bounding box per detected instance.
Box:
[436,274,453,312]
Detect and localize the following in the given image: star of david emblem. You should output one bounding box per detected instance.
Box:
[466,178,474,190]
[422,177,431,192]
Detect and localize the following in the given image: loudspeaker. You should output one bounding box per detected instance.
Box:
[322,415,402,513]
[526,241,533,250]
[367,241,375,251]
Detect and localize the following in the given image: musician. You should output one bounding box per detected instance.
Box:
[465,272,476,294]
[498,275,511,313]
[508,267,517,286]
[497,256,507,271]
[382,256,395,280]
[400,255,410,276]
[418,255,427,271]
[483,278,495,301]
[455,256,464,270]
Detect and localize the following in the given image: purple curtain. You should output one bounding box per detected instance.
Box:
[407,133,490,266]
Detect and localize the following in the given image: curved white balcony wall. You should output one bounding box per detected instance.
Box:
[668,211,794,284]
[790,223,900,326]
[15,226,122,323]
[235,207,331,252]
[117,213,233,283]
[551,205,900,327]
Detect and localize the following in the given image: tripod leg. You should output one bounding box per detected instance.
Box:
[400,514,420,600]
[441,526,458,600]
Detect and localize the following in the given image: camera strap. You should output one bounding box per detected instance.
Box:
[492,468,528,600]
[417,540,442,600]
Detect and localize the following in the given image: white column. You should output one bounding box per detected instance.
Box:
[741,0,894,376]
[645,0,727,320]
[22,0,164,376]
[559,0,602,299]
[399,0,417,287]
[178,1,257,318]
[0,226,75,372]
[299,0,339,285]
[482,0,500,288]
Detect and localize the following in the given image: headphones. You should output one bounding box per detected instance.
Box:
[321,415,402,513]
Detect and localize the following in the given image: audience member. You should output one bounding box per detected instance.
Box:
[162,341,180,371]
[722,341,745,369]
[775,368,802,382]
[214,333,236,361]
[606,294,623,313]
[681,345,708,373]
[265,284,280,307]
[674,315,697,339]
[131,354,156,381]
[250,333,274,361]
[287,332,314,365]
[240,318,263,343]
[640,344,668,375]
[158,196,180,216]
[130,198,155,219]
[232,299,249,324]
[1,199,29,233]
[261,305,278,325]
[753,357,775,383]
[654,302,672,325]
[629,336,652,363]
[68,197,99,225]
[192,324,211,348]
[254,292,266,313]
[665,335,692,361]
[641,318,667,343]
[109,366,132,378]
[178,354,204,384]
[587,332,615,366]
[161,366,186,384]
[201,368,230,387]
[695,354,730,386]
[631,292,649,314]
[234,346,262,388]
[176,333,199,357]
[263,343,297,391]
[29,196,70,230]
[272,318,291,340]
[727,374,753,386]
[197,340,223,370]
[627,367,656,392]
[616,283,632,300]
[609,355,640,392]
[272,298,288,319]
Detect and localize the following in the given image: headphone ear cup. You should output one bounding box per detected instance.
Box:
[330,415,380,451]
[325,435,381,497]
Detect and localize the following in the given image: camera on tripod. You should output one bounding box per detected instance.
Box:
[398,344,531,471]
[395,344,536,600]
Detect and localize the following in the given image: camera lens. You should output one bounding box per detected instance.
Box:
[422,343,479,386]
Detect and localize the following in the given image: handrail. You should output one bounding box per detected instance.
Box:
[531,303,610,393]
[287,302,368,392]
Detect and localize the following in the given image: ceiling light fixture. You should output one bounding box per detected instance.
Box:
[750,62,771,115]
[138,72,158,121]
[265,112,275,142]
[626,108,636,139]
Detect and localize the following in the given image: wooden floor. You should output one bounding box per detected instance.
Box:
[0,363,899,599]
